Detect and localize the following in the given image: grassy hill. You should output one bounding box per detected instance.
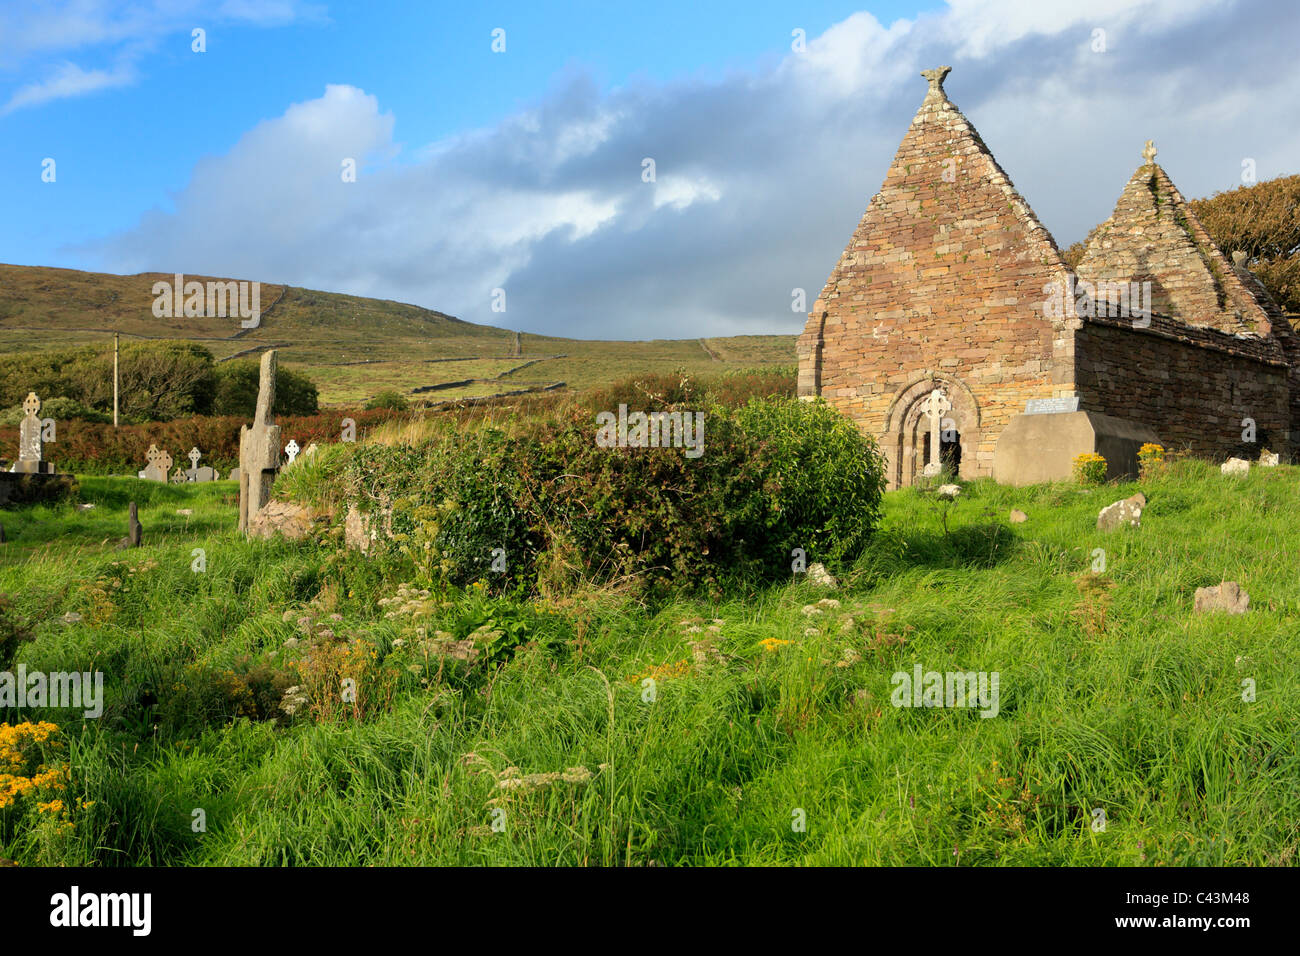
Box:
[0,460,1295,865]
[1,263,795,406]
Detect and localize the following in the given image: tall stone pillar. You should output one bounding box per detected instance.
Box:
[238,350,282,533]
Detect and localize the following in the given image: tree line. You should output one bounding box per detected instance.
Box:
[0,342,319,424]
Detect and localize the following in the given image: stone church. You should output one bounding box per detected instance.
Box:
[797,66,1300,488]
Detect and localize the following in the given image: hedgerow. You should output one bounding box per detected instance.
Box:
[302,395,886,594]
[0,408,401,476]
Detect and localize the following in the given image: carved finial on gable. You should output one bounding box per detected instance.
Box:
[1232,250,1248,270]
[1142,139,1157,165]
[921,66,952,100]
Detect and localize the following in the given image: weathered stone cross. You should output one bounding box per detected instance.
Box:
[185,446,216,483]
[14,392,43,472]
[143,444,173,482]
[919,388,952,471]
[1142,139,1157,165]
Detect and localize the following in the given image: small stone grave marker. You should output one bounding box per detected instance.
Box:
[1194,581,1249,614]
[143,444,173,482]
[186,447,217,483]
[1097,492,1145,531]
[117,501,142,549]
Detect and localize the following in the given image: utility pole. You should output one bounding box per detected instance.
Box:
[113,332,119,428]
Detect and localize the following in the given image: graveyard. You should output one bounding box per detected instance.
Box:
[1,352,1297,866]
[2,4,1297,884]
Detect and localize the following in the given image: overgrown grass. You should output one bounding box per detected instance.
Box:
[0,461,1296,865]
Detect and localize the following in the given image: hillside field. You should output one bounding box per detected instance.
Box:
[0,461,1295,866]
[4,263,796,406]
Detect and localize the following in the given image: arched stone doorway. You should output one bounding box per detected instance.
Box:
[881,375,982,489]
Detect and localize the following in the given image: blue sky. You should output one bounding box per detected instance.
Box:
[5,0,930,269]
[2,0,1296,338]
[3,0,936,262]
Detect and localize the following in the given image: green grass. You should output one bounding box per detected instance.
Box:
[0,463,1296,866]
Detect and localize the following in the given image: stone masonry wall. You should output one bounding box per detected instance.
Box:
[1076,320,1290,459]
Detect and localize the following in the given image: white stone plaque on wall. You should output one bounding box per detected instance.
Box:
[1024,396,1080,415]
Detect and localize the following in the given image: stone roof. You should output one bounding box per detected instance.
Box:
[806,64,1071,322]
[1076,152,1279,337]
[1232,251,1287,319]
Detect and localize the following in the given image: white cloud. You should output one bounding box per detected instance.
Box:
[652,176,722,211]
[781,11,917,99]
[1,60,135,114]
[78,0,1300,339]
[0,0,319,110]
[939,0,1229,58]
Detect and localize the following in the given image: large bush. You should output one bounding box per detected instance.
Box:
[312,395,885,594]
[732,397,890,565]
[364,389,410,411]
[212,360,319,417]
[0,343,322,423]
[0,341,217,422]
[82,342,218,422]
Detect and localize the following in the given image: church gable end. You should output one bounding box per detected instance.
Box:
[1073,145,1294,460]
[797,67,1077,488]
[799,78,1297,485]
